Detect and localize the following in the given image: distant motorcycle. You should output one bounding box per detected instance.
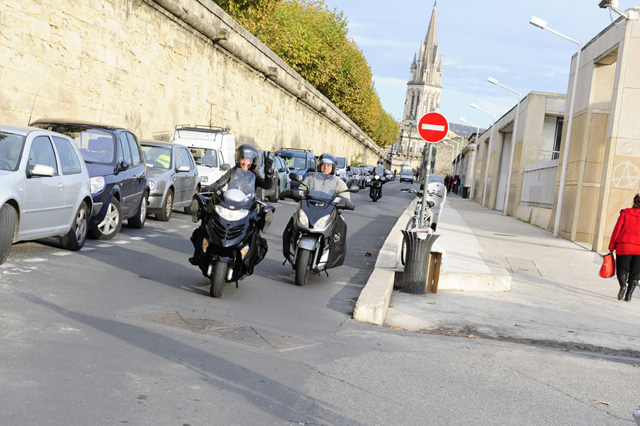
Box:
[283,173,357,286]
[369,174,383,202]
[189,173,275,298]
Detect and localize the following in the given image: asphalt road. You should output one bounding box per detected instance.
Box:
[1,180,637,425]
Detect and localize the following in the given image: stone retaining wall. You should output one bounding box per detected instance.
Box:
[1,0,384,163]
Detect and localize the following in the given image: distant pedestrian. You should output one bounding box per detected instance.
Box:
[608,193,640,301]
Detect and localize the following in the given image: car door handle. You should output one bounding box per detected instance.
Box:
[58,183,65,190]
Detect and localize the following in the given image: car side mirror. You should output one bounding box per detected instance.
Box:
[279,167,286,173]
[118,160,130,172]
[221,163,231,171]
[177,165,190,172]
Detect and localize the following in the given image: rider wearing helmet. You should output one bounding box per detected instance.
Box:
[204,144,274,194]
[374,159,386,178]
[301,152,351,200]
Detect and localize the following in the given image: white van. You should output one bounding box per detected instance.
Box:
[334,156,349,184]
[170,125,235,187]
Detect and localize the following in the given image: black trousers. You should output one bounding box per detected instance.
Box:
[616,254,640,281]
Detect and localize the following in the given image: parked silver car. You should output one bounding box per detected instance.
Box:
[0,124,92,264]
[141,141,200,221]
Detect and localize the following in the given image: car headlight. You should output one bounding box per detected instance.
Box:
[149,180,157,191]
[200,176,208,183]
[214,205,249,221]
[90,176,105,194]
[314,214,331,229]
[298,208,309,227]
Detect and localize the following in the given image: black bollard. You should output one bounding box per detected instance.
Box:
[401,229,439,294]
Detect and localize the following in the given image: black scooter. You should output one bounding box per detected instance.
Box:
[189,188,275,298]
[283,173,357,286]
[369,174,383,202]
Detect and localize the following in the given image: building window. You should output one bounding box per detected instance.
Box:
[409,94,415,119]
[552,117,563,160]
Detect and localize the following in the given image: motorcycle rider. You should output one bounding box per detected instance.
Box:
[371,159,386,199]
[191,144,274,268]
[300,152,350,200]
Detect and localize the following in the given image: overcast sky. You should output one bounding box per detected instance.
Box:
[321,0,627,129]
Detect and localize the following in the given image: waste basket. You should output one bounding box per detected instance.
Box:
[462,186,470,199]
[401,228,439,294]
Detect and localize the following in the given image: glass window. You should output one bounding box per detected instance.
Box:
[119,134,132,164]
[0,131,25,171]
[52,136,82,175]
[29,136,58,174]
[180,148,194,169]
[552,118,564,160]
[126,133,142,165]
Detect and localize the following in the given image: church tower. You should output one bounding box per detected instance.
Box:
[395,3,443,164]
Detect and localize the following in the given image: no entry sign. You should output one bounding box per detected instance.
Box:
[417,112,449,143]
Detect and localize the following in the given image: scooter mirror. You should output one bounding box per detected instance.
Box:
[349,185,360,193]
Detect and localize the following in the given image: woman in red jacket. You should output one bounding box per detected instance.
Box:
[609,193,640,301]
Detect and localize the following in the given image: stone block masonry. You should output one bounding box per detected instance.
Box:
[0,0,384,162]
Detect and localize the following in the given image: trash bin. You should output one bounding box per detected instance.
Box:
[462,186,470,199]
[401,228,439,294]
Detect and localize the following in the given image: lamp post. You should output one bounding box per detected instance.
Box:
[471,103,496,207]
[488,77,521,216]
[460,117,480,199]
[530,16,581,238]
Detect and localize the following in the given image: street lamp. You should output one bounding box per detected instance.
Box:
[471,103,496,207]
[488,77,521,216]
[460,117,480,199]
[530,16,581,238]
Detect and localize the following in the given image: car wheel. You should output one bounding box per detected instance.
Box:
[269,185,280,203]
[157,190,173,222]
[184,188,198,215]
[0,204,17,265]
[91,198,122,240]
[60,201,89,250]
[128,191,148,229]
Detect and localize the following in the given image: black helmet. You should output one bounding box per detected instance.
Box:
[235,144,259,170]
[377,159,383,165]
[317,153,337,175]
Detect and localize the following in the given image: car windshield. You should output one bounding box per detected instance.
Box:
[191,148,218,167]
[302,173,339,202]
[32,124,115,164]
[336,157,347,168]
[402,169,412,175]
[0,131,25,171]
[281,154,306,170]
[142,145,172,169]
[428,174,444,184]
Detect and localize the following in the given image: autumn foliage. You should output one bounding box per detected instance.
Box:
[215,0,399,148]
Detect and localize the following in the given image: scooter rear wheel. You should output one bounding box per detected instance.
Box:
[210,261,228,298]
[295,249,312,286]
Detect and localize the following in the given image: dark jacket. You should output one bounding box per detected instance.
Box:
[205,166,273,193]
[609,207,640,255]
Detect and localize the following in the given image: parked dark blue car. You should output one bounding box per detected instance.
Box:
[31,119,149,240]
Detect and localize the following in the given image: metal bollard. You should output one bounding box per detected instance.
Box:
[401,228,439,294]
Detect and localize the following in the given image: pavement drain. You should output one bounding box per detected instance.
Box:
[127,312,316,352]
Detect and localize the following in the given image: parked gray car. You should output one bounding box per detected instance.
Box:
[141,141,200,221]
[0,124,92,264]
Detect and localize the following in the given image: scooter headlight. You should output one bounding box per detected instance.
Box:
[215,205,249,221]
[314,214,331,229]
[298,209,309,227]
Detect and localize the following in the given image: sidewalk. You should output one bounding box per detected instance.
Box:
[356,194,640,355]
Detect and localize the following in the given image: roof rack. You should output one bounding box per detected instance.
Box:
[276,147,313,153]
[174,124,231,134]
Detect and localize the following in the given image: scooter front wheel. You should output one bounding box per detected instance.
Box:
[295,248,312,286]
[210,260,228,298]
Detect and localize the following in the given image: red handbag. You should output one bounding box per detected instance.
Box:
[599,253,615,278]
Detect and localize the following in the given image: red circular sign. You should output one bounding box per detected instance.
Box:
[417,112,449,143]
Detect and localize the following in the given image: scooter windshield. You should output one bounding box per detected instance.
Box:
[227,168,256,199]
[303,173,339,202]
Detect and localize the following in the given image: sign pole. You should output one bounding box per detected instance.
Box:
[419,143,433,228]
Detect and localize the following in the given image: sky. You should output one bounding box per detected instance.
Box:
[321,0,627,130]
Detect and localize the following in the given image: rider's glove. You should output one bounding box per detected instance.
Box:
[264,152,274,173]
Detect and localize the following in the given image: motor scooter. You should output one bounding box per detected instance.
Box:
[369,174,383,202]
[189,177,275,298]
[283,173,357,286]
